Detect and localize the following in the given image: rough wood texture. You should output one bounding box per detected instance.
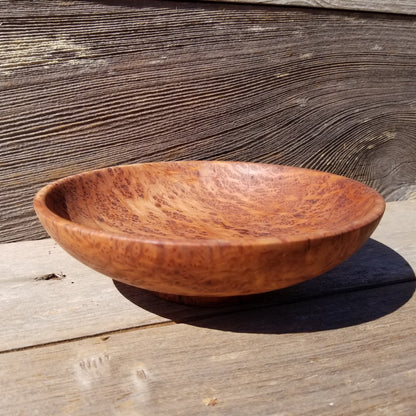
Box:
[0,238,173,352]
[1,201,415,414]
[33,161,385,303]
[1,283,416,415]
[0,201,414,351]
[208,0,416,16]
[2,0,416,243]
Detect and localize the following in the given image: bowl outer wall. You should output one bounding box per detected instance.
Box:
[33,166,384,297]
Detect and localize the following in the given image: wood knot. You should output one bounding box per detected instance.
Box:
[34,272,66,281]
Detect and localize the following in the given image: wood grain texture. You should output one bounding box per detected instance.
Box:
[208,0,416,16]
[1,281,416,415]
[0,238,173,352]
[1,201,415,351]
[1,0,416,16]
[33,161,385,302]
[1,0,416,243]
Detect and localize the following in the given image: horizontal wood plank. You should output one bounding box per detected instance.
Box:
[1,201,415,351]
[1,280,415,415]
[1,0,415,17]
[209,0,416,16]
[0,238,172,352]
[1,1,416,242]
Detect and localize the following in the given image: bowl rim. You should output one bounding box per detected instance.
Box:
[33,160,386,247]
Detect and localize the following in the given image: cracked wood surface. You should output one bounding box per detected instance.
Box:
[1,0,416,243]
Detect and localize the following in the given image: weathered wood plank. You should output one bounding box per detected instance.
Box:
[0,238,172,352]
[1,0,416,243]
[1,280,415,415]
[209,0,416,16]
[1,0,416,17]
[1,201,415,351]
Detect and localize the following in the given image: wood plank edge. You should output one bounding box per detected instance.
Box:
[203,0,416,16]
[0,320,175,356]
[3,277,414,355]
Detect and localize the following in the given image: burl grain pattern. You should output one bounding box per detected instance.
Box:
[33,161,385,304]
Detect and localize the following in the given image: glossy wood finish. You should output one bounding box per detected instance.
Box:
[33,161,385,304]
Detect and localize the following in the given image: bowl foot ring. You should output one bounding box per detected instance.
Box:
[149,291,253,307]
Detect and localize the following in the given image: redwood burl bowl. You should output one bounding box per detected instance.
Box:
[34,161,385,305]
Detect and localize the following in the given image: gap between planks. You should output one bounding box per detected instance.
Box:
[1,281,416,416]
[2,274,414,356]
[0,321,175,356]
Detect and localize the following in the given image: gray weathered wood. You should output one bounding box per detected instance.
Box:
[209,0,416,16]
[1,0,416,243]
[1,201,415,351]
[0,239,172,352]
[1,0,416,17]
[1,280,415,415]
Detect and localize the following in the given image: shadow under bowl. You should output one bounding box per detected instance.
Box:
[33,161,385,305]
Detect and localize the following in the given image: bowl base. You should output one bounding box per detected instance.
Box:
[149,291,254,307]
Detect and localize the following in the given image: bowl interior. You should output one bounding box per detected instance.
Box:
[44,161,384,242]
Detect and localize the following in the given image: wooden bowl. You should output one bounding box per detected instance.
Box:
[34,161,385,305]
